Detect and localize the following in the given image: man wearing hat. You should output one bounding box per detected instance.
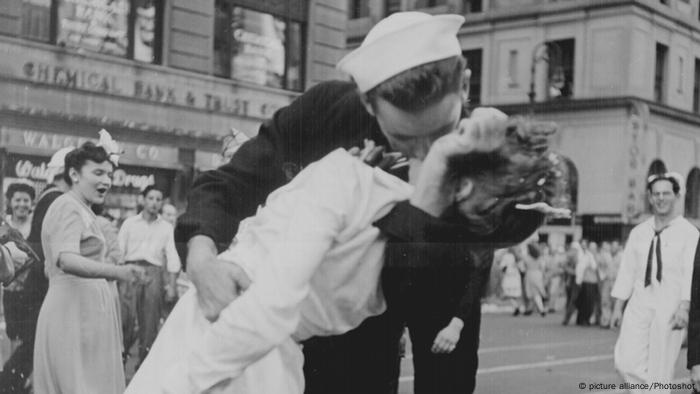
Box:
[610,172,698,394]
[0,146,73,393]
[175,12,541,393]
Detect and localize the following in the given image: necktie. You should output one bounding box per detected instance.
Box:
[644,226,667,287]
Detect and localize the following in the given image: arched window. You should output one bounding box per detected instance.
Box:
[648,159,668,177]
[646,159,668,213]
[685,167,700,218]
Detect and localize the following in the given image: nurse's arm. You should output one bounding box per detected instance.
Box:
[162,154,356,393]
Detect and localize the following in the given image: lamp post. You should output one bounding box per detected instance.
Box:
[528,41,565,115]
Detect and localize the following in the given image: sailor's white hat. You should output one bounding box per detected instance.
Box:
[337,12,464,93]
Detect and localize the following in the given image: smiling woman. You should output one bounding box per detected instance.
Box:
[33,141,148,394]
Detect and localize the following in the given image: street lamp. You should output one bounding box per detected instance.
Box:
[528,41,565,114]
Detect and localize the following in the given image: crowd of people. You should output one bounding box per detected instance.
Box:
[0,136,183,393]
[496,237,624,327]
[0,9,697,394]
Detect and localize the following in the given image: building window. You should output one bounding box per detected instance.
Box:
[686,167,700,219]
[349,0,370,19]
[57,0,162,63]
[463,48,482,106]
[385,0,402,15]
[21,0,52,42]
[463,0,483,13]
[507,49,518,87]
[654,43,668,103]
[547,38,574,99]
[693,58,700,112]
[414,0,447,8]
[213,2,306,91]
[11,0,163,63]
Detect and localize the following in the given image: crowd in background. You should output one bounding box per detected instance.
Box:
[494,237,624,328]
[0,169,185,392]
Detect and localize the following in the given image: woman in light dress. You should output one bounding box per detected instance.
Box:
[33,141,146,394]
[499,248,523,315]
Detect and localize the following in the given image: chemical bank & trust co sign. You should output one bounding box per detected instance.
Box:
[21,61,285,119]
[0,40,292,120]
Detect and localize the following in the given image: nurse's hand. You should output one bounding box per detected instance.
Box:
[670,301,690,330]
[411,108,508,216]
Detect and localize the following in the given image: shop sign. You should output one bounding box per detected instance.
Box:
[5,153,171,193]
[591,215,623,225]
[0,127,178,167]
[19,60,286,119]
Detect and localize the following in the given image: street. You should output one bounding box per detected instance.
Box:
[398,311,692,394]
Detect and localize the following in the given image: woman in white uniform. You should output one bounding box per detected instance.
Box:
[126,113,567,394]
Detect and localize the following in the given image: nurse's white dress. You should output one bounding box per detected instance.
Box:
[126,149,412,394]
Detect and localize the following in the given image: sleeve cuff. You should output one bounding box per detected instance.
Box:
[373,201,464,243]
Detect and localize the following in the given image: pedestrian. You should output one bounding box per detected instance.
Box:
[127,112,566,394]
[2,182,35,363]
[499,247,523,315]
[611,172,698,394]
[118,185,181,365]
[575,240,599,326]
[161,203,178,226]
[588,241,603,325]
[174,12,553,394]
[0,147,73,393]
[522,241,547,316]
[562,241,581,325]
[33,139,147,394]
[547,245,567,312]
[598,241,614,327]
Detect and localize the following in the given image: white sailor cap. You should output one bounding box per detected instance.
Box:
[337,12,464,93]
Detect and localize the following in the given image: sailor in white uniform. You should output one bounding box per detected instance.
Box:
[611,172,699,394]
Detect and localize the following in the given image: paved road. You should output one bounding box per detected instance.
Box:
[398,311,693,394]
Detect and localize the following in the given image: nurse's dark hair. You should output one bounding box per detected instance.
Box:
[364,55,466,112]
[446,117,567,243]
[63,142,112,186]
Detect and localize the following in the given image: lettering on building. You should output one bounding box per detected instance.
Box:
[20,60,285,119]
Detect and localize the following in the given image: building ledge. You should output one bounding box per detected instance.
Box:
[0,105,221,151]
[492,96,700,127]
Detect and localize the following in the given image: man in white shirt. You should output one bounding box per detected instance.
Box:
[118,185,181,364]
[610,172,698,394]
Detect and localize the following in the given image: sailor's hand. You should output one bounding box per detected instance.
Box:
[431,318,464,354]
[188,236,252,322]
